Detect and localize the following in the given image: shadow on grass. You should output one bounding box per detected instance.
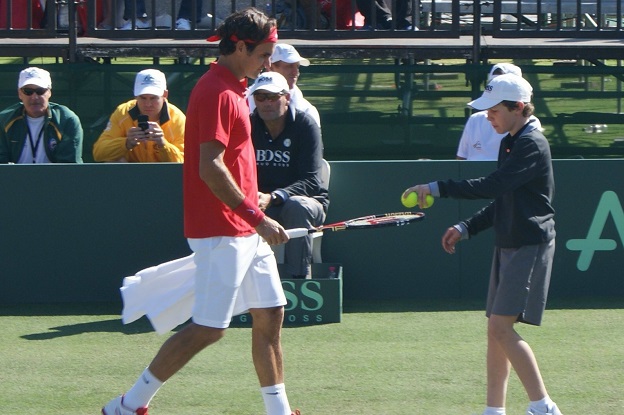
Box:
[0,302,154,340]
[6,297,624,341]
[20,316,155,340]
[4,297,624,319]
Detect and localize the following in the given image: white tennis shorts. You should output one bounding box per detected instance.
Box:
[187,233,286,329]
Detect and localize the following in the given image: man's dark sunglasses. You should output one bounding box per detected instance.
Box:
[253,92,284,102]
[21,87,49,96]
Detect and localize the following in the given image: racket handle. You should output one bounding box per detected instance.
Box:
[286,228,311,239]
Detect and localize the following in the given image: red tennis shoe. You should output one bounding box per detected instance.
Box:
[101,395,148,415]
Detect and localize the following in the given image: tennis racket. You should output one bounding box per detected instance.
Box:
[286,211,425,239]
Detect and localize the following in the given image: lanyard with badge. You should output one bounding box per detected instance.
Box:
[26,122,45,163]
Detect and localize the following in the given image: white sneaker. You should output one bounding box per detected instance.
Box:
[102,395,149,415]
[175,18,191,30]
[527,403,562,415]
[119,19,151,30]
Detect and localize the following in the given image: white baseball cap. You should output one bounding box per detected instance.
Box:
[271,44,310,66]
[18,67,52,89]
[248,71,290,95]
[468,73,533,111]
[134,69,167,96]
[487,62,522,82]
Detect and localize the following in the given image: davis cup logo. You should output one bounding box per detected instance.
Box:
[23,69,38,80]
[141,74,157,86]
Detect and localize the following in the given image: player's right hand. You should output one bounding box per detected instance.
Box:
[255,216,289,245]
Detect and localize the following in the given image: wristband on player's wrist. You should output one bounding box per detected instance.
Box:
[233,196,265,227]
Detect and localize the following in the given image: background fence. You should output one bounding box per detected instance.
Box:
[1,1,622,161]
[1,61,622,162]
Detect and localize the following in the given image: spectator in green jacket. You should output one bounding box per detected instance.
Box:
[0,67,83,163]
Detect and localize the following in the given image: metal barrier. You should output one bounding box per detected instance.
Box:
[421,0,623,37]
[2,1,622,49]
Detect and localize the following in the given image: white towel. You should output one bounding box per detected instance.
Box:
[120,254,196,334]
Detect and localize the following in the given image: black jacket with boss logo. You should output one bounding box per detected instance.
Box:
[251,107,329,213]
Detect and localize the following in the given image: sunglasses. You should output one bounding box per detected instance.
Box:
[253,92,284,102]
[21,87,49,96]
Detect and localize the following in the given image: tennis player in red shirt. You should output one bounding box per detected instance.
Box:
[102,7,300,415]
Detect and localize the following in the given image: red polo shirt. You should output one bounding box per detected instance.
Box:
[183,62,258,238]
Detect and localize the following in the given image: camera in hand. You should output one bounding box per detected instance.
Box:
[137,114,149,131]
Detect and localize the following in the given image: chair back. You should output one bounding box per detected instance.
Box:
[319,158,331,189]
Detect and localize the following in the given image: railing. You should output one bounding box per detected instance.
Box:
[78,0,461,39]
[419,0,623,37]
[3,0,622,40]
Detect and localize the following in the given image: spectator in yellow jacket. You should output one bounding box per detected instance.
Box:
[93,69,185,162]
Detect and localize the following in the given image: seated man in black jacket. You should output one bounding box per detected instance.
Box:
[249,71,329,279]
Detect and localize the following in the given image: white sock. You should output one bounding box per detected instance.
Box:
[261,383,291,415]
[530,396,555,412]
[483,407,506,415]
[123,368,164,410]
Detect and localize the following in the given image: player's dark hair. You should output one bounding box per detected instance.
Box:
[213,7,277,55]
[501,100,534,117]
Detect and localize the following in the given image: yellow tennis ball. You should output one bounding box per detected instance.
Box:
[421,194,435,209]
[401,192,435,209]
[401,192,418,208]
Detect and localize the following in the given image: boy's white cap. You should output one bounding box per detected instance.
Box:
[248,71,290,95]
[18,67,52,89]
[468,73,533,111]
[487,62,522,82]
[134,69,167,96]
[271,44,310,66]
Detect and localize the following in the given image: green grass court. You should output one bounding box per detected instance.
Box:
[1,299,622,414]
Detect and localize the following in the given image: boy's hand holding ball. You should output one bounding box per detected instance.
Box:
[401,189,434,209]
